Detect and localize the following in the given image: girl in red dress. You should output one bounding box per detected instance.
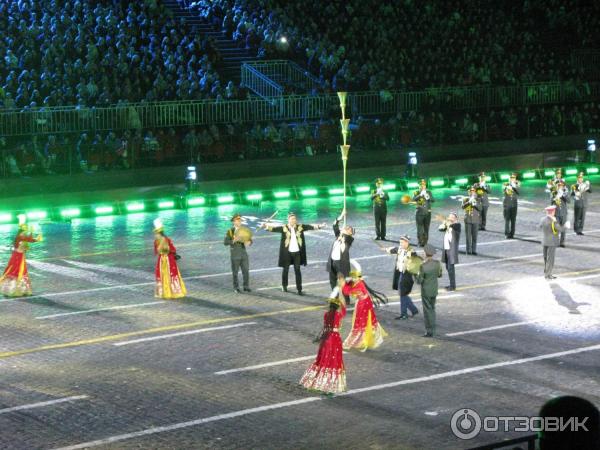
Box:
[0,215,42,297]
[153,219,187,299]
[342,260,388,351]
[300,287,347,394]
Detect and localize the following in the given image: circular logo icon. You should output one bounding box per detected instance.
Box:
[451,408,482,440]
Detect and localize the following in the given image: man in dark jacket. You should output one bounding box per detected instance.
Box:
[261,212,325,295]
[439,212,461,291]
[387,235,419,320]
[327,210,354,290]
[224,213,252,293]
[416,244,443,337]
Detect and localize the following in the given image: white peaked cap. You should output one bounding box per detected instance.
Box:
[17,214,27,226]
[153,218,164,231]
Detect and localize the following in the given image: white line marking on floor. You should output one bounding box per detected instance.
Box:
[0,395,88,415]
[459,239,519,248]
[35,302,163,320]
[456,253,539,267]
[27,260,122,286]
[62,260,152,280]
[446,319,546,337]
[53,343,600,450]
[112,322,257,346]
[216,351,350,375]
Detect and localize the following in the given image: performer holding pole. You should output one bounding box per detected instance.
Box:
[413,179,434,247]
[372,178,389,240]
[472,172,491,231]
[338,91,350,227]
[327,210,354,292]
[0,214,42,297]
[260,212,326,295]
[153,219,187,299]
[571,172,591,235]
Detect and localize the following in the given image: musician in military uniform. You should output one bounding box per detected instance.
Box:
[571,172,592,235]
[371,178,390,240]
[539,205,570,279]
[551,180,569,247]
[224,213,252,293]
[546,168,565,195]
[386,235,419,320]
[327,210,355,291]
[416,244,442,337]
[260,212,325,295]
[438,212,460,291]
[503,173,520,239]
[462,186,482,255]
[472,172,491,231]
[412,179,434,247]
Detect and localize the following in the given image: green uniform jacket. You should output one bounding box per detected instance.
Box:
[416,259,443,297]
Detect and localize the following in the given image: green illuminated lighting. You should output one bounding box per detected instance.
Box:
[355,185,370,193]
[0,213,12,223]
[126,202,145,212]
[26,211,47,220]
[301,188,318,197]
[522,171,536,179]
[406,181,419,189]
[544,169,555,177]
[455,178,469,185]
[60,208,81,218]
[95,206,114,215]
[587,167,599,174]
[382,183,397,190]
[484,176,492,182]
[217,195,234,204]
[565,168,578,175]
[246,193,263,201]
[430,179,445,187]
[499,173,511,181]
[328,188,345,196]
[273,190,291,199]
[158,200,175,209]
[187,197,206,206]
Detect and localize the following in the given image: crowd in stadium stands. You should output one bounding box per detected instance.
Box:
[184,0,599,92]
[0,0,226,110]
[2,102,599,177]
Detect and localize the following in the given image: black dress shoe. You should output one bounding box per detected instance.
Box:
[578,232,584,235]
[374,237,381,240]
[297,290,304,296]
[422,333,434,338]
[281,286,288,292]
[559,244,565,248]
[472,252,478,256]
[234,288,241,293]
[243,287,251,292]
[445,286,456,291]
[411,310,419,317]
[395,314,408,320]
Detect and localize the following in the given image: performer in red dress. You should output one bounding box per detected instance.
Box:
[0,214,42,297]
[153,219,187,299]
[342,260,388,351]
[300,287,347,394]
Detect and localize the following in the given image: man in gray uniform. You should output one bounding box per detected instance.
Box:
[413,179,434,247]
[551,180,569,247]
[224,213,252,293]
[571,172,592,235]
[539,205,570,280]
[462,186,482,255]
[473,172,491,231]
[416,244,443,337]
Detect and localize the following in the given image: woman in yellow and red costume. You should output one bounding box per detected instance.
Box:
[342,259,388,351]
[153,218,186,299]
[300,287,347,394]
[0,214,42,297]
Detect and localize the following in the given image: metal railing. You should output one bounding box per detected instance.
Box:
[572,49,600,79]
[1,82,599,137]
[241,60,323,98]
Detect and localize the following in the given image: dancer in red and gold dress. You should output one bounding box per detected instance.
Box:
[153,219,186,299]
[342,260,388,351]
[300,287,347,394]
[0,215,42,297]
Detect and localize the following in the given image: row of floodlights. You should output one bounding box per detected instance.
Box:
[1,166,597,224]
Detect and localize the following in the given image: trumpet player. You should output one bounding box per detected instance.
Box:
[462,186,482,255]
[372,177,390,241]
[571,172,592,235]
[438,212,461,291]
[551,180,569,247]
[539,205,570,280]
[412,179,435,247]
[503,173,520,239]
[224,213,252,293]
[545,168,564,196]
[473,172,491,231]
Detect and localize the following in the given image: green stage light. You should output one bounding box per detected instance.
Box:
[26,210,47,220]
[382,183,397,191]
[126,202,145,212]
[406,181,419,189]
[301,188,318,197]
[430,179,445,187]
[60,208,81,219]
[246,193,263,201]
[544,169,555,177]
[187,197,206,207]
[273,190,291,199]
[157,200,175,209]
[499,173,511,181]
[587,167,599,174]
[95,205,114,215]
[565,168,578,176]
[522,171,536,179]
[217,195,234,204]
[328,187,345,196]
[0,213,12,223]
[354,185,370,193]
[454,178,469,185]
[484,175,492,182]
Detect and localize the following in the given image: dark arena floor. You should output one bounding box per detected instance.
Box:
[1,178,599,450]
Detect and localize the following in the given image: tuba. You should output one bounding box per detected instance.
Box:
[235,226,254,243]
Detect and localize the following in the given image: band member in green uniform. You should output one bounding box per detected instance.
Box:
[371,178,390,240]
[472,172,491,231]
[413,179,434,247]
[503,173,520,239]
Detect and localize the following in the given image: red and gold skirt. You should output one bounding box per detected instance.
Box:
[300,332,346,394]
[0,251,32,297]
[155,254,187,299]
